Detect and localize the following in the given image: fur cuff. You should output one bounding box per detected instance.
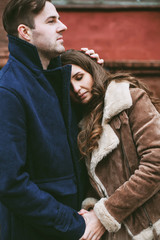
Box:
[133,219,160,240]
[82,197,98,210]
[94,198,121,232]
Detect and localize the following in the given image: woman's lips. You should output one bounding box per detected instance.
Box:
[79,92,88,100]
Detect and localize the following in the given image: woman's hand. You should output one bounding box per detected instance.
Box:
[78,209,88,215]
[81,48,104,66]
[79,209,106,240]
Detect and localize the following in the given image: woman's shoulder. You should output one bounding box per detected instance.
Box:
[128,86,160,118]
[129,86,154,107]
[129,85,147,99]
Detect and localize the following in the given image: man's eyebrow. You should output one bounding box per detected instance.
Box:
[45,15,60,22]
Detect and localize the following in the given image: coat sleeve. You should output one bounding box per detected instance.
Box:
[93,88,160,232]
[0,88,85,239]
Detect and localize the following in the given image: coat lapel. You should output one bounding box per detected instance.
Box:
[89,81,133,195]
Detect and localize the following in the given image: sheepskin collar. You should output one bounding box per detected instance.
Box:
[89,80,133,196]
[102,80,132,124]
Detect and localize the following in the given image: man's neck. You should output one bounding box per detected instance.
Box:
[38,53,50,70]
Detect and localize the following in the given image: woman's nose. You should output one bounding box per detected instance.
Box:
[72,82,81,93]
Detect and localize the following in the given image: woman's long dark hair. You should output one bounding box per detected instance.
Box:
[61,49,160,159]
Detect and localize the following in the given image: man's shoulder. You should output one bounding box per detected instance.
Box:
[0,61,12,83]
[0,58,33,85]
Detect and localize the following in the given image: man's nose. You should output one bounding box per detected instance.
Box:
[57,20,67,32]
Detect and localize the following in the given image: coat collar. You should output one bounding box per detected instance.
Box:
[102,80,132,124]
[8,35,61,72]
[8,35,73,132]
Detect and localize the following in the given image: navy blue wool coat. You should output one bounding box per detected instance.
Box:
[0,35,86,240]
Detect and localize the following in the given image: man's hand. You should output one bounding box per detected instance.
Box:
[81,48,104,66]
[79,209,105,240]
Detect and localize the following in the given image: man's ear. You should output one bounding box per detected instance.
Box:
[17,24,31,41]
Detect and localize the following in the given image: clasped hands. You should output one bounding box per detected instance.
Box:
[79,209,105,240]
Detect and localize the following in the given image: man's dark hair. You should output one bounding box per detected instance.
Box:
[2,0,51,37]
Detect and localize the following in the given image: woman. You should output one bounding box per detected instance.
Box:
[61,49,160,240]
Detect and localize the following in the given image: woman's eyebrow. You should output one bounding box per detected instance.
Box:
[72,72,81,78]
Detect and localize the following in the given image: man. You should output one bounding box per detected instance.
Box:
[0,0,104,239]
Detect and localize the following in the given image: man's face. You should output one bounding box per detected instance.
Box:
[30,1,67,60]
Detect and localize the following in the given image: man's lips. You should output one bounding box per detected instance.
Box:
[57,36,63,41]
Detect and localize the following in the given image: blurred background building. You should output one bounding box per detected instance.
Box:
[0,0,160,96]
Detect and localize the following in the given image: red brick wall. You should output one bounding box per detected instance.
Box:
[1,2,160,61]
[0,2,160,96]
[59,9,160,97]
[0,1,8,47]
[59,10,160,61]
[0,0,9,66]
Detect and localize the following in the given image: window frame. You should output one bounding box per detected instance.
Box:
[53,0,160,9]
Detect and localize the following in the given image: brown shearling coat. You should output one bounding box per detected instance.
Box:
[81,81,160,240]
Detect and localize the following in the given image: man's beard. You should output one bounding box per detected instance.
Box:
[39,46,65,60]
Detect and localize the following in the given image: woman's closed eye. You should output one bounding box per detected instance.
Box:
[75,74,83,81]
